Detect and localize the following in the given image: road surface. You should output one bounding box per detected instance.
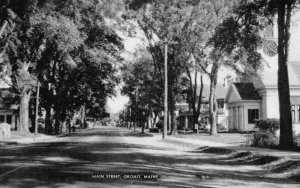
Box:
[0,126,299,188]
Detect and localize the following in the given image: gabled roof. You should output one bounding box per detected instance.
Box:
[225,83,261,103]
[195,84,228,100]
[255,61,300,88]
[233,83,261,100]
[288,61,300,86]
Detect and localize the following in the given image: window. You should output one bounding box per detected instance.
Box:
[217,99,224,109]
[0,115,4,123]
[248,109,259,124]
[298,106,300,123]
[201,103,209,109]
[6,115,12,124]
[292,105,296,123]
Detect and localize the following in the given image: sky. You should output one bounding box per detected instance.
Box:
[105,89,129,114]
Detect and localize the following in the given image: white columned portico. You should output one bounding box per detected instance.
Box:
[237,107,239,130]
[228,107,232,130]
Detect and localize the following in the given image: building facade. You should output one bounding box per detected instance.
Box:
[0,88,18,131]
[176,85,228,130]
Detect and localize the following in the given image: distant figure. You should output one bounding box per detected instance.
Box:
[156,120,163,130]
[66,118,71,133]
[72,125,76,132]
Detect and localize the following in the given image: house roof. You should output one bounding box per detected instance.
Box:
[256,61,300,87]
[196,84,228,100]
[288,61,300,86]
[0,88,17,110]
[233,83,261,100]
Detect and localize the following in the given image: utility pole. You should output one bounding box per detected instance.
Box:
[161,40,178,139]
[80,104,85,128]
[35,82,40,135]
[123,109,125,125]
[163,43,168,139]
[134,88,138,132]
[129,107,132,129]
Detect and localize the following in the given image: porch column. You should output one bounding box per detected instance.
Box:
[231,107,234,129]
[232,107,235,129]
[12,115,15,130]
[185,115,188,129]
[237,107,240,130]
[228,107,231,130]
[235,107,239,130]
[239,106,244,131]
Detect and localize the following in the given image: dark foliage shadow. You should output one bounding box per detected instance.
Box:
[0,131,299,187]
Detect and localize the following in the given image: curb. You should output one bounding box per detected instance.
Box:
[160,136,300,161]
[161,138,202,148]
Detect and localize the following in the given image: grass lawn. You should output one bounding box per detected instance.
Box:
[174,131,250,146]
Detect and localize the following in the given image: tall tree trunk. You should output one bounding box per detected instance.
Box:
[129,107,132,129]
[45,104,52,134]
[141,120,145,133]
[209,75,218,135]
[278,2,293,147]
[170,108,176,134]
[141,108,145,133]
[54,112,61,134]
[153,111,158,127]
[186,68,204,128]
[18,89,32,133]
[169,88,176,134]
[80,104,85,128]
[29,100,35,133]
[195,75,204,125]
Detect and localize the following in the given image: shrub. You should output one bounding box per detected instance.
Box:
[294,134,300,148]
[217,123,227,131]
[156,122,163,129]
[255,119,279,134]
[149,127,159,133]
[251,131,279,148]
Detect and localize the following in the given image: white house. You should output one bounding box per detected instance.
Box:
[226,61,300,132]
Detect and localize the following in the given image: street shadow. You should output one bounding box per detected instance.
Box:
[57,128,151,138]
[0,135,299,187]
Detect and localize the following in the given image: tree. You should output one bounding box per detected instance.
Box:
[211,0,299,147]
[36,0,123,134]
[176,0,238,135]
[180,70,204,127]
[1,1,48,133]
[276,0,298,147]
[1,0,124,134]
[121,49,164,133]
[32,12,84,134]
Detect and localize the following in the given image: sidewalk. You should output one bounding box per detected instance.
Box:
[0,128,101,147]
[163,134,300,160]
[0,133,57,146]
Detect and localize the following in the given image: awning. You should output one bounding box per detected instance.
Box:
[290,96,300,105]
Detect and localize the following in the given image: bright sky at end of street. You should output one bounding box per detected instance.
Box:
[106,94,129,114]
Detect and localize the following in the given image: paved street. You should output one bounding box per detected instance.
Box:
[0,126,299,188]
